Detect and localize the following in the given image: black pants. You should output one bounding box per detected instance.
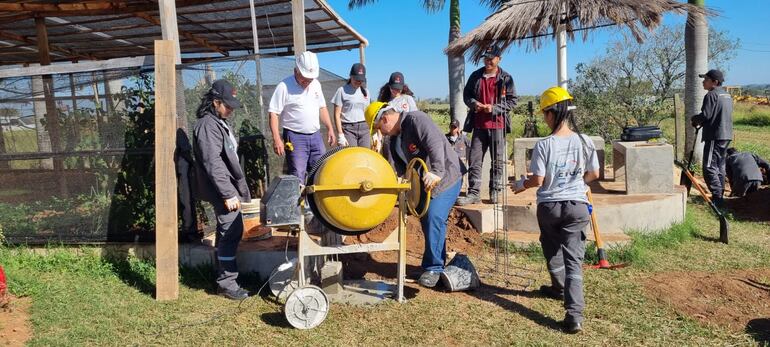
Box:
[731,179,761,197]
[467,128,505,196]
[703,140,731,199]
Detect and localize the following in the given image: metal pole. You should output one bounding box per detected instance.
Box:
[556,0,568,89]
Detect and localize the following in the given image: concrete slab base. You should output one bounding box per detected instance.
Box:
[456,180,686,236]
[326,280,398,306]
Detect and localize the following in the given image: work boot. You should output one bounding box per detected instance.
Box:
[563,320,583,334]
[489,191,500,205]
[538,285,564,300]
[712,196,726,209]
[418,271,441,288]
[456,193,481,206]
[217,287,249,301]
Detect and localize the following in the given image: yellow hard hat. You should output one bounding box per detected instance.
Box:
[365,101,389,135]
[539,86,573,111]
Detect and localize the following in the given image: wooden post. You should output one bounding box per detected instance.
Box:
[291,0,306,56]
[154,40,179,301]
[359,43,365,65]
[674,94,685,160]
[158,0,181,64]
[35,16,66,195]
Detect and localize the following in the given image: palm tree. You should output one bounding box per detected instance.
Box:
[685,0,708,162]
[347,0,504,126]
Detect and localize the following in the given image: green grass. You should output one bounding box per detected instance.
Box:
[2,200,769,346]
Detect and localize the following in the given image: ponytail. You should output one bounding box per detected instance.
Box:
[548,100,593,162]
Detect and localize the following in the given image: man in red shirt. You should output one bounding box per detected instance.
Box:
[456,46,518,205]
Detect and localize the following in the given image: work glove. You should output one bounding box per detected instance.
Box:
[513,175,527,194]
[422,172,442,192]
[371,132,383,152]
[224,196,241,212]
[337,133,348,147]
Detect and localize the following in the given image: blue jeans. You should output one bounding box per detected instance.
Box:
[283,129,326,183]
[421,178,463,272]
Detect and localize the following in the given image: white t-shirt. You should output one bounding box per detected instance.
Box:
[530,133,600,204]
[331,84,370,123]
[268,76,326,134]
[389,94,418,113]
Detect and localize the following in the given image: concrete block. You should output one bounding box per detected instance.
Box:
[321,261,344,294]
[613,141,674,194]
[455,205,494,233]
[514,136,605,180]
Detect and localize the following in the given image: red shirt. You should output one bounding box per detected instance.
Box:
[474,72,504,129]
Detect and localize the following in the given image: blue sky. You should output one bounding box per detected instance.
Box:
[318,0,770,98]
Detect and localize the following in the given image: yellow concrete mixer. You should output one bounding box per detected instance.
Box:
[262,146,430,329]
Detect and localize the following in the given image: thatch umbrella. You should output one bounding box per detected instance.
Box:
[445,0,707,88]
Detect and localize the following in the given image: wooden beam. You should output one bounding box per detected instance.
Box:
[291,0,306,56]
[47,23,156,37]
[359,43,365,65]
[0,55,153,79]
[154,39,179,301]
[1,0,214,17]
[155,0,181,64]
[0,28,96,61]
[136,12,227,57]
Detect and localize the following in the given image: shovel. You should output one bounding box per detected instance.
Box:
[585,188,628,270]
[675,160,730,244]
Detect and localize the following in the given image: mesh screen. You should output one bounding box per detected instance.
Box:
[0,54,346,244]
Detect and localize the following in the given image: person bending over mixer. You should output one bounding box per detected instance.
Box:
[193,80,251,300]
[512,86,600,334]
[365,101,465,288]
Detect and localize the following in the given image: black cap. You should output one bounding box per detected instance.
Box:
[349,63,366,82]
[388,72,405,90]
[482,46,502,59]
[450,119,460,128]
[209,79,242,109]
[699,69,724,83]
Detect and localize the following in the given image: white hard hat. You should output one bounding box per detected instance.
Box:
[296,51,319,79]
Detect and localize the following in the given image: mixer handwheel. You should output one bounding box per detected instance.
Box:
[283,285,329,329]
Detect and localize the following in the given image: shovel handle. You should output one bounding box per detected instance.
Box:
[586,188,605,250]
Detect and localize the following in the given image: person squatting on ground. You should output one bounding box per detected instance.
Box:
[268,51,336,181]
[332,63,371,148]
[512,87,600,334]
[456,46,518,206]
[193,80,251,300]
[726,147,769,197]
[691,69,733,207]
[365,102,465,288]
[374,72,418,154]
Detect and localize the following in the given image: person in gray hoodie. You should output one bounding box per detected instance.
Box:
[691,69,733,206]
[726,147,769,197]
[365,102,464,288]
[193,80,251,300]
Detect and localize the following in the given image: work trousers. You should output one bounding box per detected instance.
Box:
[537,200,589,324]
[212,202,244,291]
[732,179,761,198]
[703,140,731,200]
[421,179,463,272]
[342,121,371,149]
[283,129,326,182]
[467,128,505,196]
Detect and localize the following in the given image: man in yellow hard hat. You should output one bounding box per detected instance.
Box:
[365,102,465,288]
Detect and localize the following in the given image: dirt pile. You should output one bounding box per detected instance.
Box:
[0,295,32,347]
[726,187,770,222]
[341,208,484,280]
[643,269,770,337]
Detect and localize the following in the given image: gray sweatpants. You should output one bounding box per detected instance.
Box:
[537,200,589,324]
[212,202,244,291]
[342,121,371,148]
[467,128,505,196]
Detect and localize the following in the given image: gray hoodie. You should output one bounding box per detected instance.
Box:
[692,86,733,141]
[193,111,251,203]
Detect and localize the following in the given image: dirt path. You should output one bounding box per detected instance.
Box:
[644,269,770,339]
[0,295,32,347]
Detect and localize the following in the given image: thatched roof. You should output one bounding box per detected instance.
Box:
[446,0,707,61]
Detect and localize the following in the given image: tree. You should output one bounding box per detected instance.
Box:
[685,0,708,162]
[348,0,504,125]
[571,23,739,141]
